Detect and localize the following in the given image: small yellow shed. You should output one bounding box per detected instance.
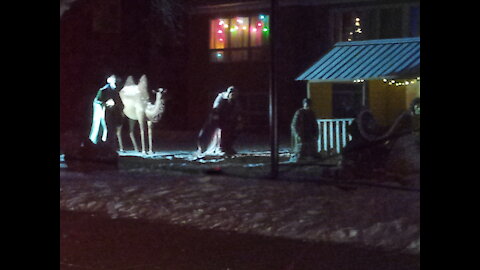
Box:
[296,37,420,153]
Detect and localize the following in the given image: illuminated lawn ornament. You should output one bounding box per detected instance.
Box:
[119,75,166,155]
[89,102,107,144]
[106,74,116,87]
[89,74,118,144]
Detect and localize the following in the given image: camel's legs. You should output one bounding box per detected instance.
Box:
[135,110,147,154]
[116,125,124,152]
[138,119,146,154]
[147,121,153,154]
[128,119,139,152]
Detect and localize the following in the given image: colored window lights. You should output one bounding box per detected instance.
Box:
[250,14,269,47]
[209,14,270,62]
[230,17,249,48]
[210,18,228,49]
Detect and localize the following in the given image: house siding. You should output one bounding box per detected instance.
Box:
[185,4,333,132]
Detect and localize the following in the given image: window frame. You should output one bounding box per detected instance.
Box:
[328,3,420,44]
[209,14,270,63]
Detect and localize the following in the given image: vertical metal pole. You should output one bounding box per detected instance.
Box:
[269,0,278,178]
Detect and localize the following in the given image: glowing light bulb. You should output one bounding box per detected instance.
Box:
[223,24,229,28]
[259,15,265,19]
[355,17,360,22]
[257,22,262,27]
[217,53,222,57]
[217,30,223,34]
[219,20,224,26]
[242,26,247,30]
[263,28,268,32]
[237,19,244,24]
[252,28,257,32]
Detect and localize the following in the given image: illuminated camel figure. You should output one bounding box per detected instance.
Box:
[118,75,166,155]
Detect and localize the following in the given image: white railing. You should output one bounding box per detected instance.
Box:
[317,118,354,154]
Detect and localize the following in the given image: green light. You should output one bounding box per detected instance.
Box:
[262,28,268,32]
[259,14,265,20]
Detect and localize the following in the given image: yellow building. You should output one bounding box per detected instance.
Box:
[296,37,420,152]
[307,77,420,126]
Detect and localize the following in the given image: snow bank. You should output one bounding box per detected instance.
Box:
[60,169,420,254]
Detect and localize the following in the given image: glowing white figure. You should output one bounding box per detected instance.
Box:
[118,75,166,155]
[89,75,117,144]
[88,103,107,144]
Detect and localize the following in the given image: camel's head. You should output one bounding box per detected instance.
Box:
[158,88,167,94]
[145,88,167,123]
[152,88,167,97]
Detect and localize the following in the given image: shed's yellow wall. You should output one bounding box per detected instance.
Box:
[369,80,413,126]
[368,80,388,125]
[308,82,332,118]
[307,79,420,126]
[406,81,420,107]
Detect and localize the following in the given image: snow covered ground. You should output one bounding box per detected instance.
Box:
[60,147,420,255]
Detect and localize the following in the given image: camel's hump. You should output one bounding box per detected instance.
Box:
[137,75,147,91]
[124,76,135,86]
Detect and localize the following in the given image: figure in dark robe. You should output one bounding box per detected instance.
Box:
[290,98,320,162]
[218,88,242,155]
[197,86,237,156]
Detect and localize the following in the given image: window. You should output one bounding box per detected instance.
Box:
[332,4,420,43]
[409,6,420,37]
[332,84,363,118]
[378,8,403,39]
[210,15,270,62]
[333,10,375,42]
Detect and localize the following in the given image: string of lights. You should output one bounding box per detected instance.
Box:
[348,17,362,41]
[382,77,420,86]
[214,15,269,42]
[352,77,420,87]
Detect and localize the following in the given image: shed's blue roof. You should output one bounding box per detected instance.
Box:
[296,37,420,82]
